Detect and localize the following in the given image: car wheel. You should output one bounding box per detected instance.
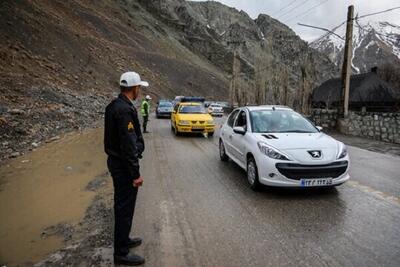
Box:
[247,157,261,191]
[219,139,229,162]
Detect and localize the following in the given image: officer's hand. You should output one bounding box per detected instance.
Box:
[133,177,144,187]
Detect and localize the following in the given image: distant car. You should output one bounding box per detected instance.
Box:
[172,96,185,106]
[171,102,215,136]
[219,106,350,190]
[156,101,173,118]
[180,96,205,103]
[158,99,171,104]
[208,103,224,116]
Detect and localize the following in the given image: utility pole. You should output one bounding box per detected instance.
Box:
[228,40,245,107]
[229,49,238,107]
[340,5,354,118]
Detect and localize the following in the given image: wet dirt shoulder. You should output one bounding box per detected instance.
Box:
[0,127,114,266]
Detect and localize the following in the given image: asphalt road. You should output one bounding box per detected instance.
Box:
[131,116,400,267]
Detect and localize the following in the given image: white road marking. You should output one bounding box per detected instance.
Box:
[348,180,400,206]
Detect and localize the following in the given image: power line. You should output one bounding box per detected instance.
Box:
[355,6,400,20]
[297,23,345,40]
[274,0,298,16]
[299,5,400,42]
[255,6,400,77]
[284,0,330,24]
[277,0,312,19]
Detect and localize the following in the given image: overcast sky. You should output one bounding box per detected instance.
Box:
[191,0,400,42]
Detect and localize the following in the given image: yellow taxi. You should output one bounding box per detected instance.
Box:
[171,102,215,136]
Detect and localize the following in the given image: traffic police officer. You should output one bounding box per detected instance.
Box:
[141,95,151,133]
[104,71,148,266]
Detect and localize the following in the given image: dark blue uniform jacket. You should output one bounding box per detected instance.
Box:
[104,94,145,180]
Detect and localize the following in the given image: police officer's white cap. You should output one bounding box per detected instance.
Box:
[145,95,152,100]
[120,71,149,88]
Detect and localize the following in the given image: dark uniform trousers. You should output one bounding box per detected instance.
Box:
[104,94,145,257]
[108,157,138,256]
[143,115,149,132]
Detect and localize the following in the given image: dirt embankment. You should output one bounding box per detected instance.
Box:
[0,0,229,160]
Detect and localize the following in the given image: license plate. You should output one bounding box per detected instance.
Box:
[192,126,204,130]
[300,178,333,187]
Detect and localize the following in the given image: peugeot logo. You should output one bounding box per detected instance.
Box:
[308,150,322,158]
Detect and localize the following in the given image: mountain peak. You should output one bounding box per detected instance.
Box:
[311,20,400,73]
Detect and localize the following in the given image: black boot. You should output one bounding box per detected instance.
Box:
[114,253,145,266]
[127,237,142,248]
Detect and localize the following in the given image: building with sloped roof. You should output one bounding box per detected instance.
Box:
[312,68,400,112]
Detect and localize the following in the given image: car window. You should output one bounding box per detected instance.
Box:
[179,105,206,114]
[235,110,247,128]
[159,102,172,107]
[227,110,239,128]
[250,110,318,133]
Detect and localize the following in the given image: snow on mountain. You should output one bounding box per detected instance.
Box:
[310,21,400,73]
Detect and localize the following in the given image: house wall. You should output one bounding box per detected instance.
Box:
[310,109,400,144]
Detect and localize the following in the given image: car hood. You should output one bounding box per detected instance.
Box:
[254,132,341,163]
[177,113,213,121]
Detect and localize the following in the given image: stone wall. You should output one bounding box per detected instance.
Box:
[310,109,339,129]
[310,109,400,144]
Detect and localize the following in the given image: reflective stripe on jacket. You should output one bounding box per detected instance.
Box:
[141,100,150,116]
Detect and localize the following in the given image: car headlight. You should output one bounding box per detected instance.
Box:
[207,120,214,124]
[179,120,190,125]
[337,143,347,159]
[257,142,290,161]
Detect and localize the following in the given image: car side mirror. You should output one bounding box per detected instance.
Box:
[233,126,246,135]
[316,126,323,132]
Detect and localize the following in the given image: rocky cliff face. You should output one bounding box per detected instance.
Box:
[311,21,400,74]
[139,0,338,107]
[0,0,228,160]
[0,0,338,160]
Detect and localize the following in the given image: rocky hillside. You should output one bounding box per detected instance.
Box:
[0,0,228,160]
[311,21,400,74]
[0,0,337,160]
[140,0,337,106]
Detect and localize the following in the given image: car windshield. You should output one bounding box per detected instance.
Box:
[159,102,172,107]
[179,105,206,114]
[250,110,318,133]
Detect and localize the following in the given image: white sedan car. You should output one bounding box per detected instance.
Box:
[208,103,224,116]
[219,106,350,190]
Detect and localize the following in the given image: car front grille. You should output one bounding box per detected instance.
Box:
[191,128,204,132]
[275,161,348,180]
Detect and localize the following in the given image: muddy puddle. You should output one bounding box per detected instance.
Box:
[0,127,108,266]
